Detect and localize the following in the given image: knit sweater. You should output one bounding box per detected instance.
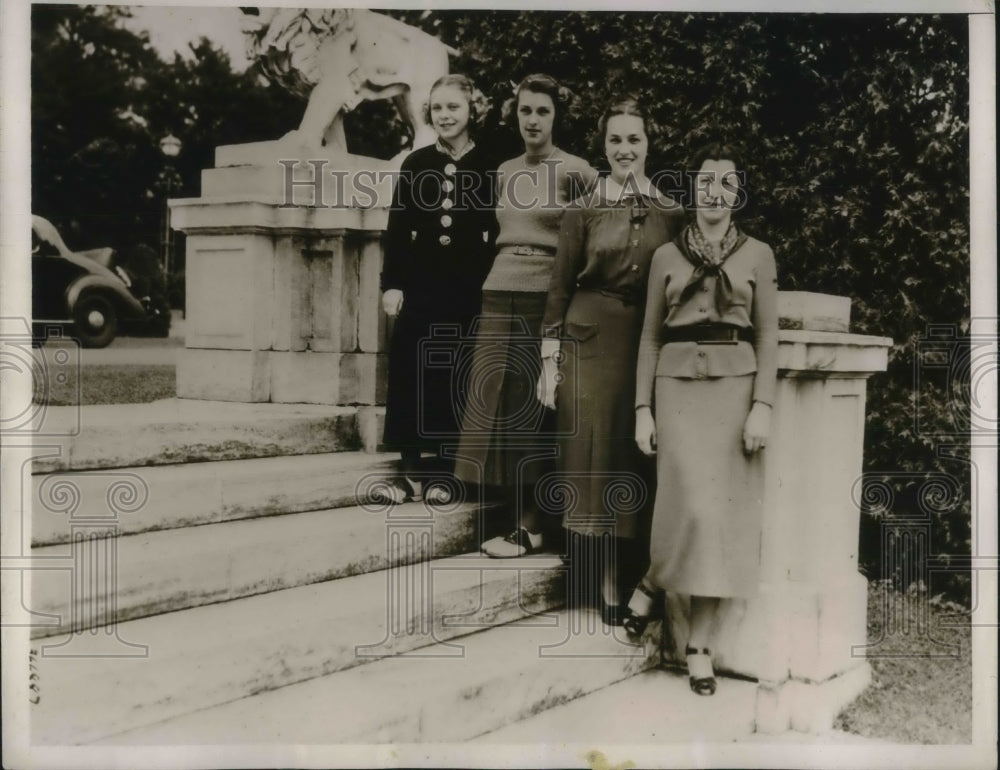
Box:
[483,148,597,293]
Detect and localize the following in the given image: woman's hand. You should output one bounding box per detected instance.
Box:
[635,406,657,456]
[742,401,772,454]
[535,357,559,410]
[382,289,404,317]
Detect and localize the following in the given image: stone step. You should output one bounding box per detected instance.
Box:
[474,666,758,745]
[32,450,400,545]
[31,553,567,745]
[31,399,360,474]
[91,608,660,746]
[30,495,504,638]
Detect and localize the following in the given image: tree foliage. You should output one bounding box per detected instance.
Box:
[31,5,303,260]
[31,9,972,601]
[402,11,972,602]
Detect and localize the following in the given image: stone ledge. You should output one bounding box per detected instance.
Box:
[33,555,567,745]
[755,663,872,734]
[777,330,892,375]
[170,196,390,233]
[31,498,504,638]
[31,400,360,473]
[31,451,398,545]
[92,607,658,745]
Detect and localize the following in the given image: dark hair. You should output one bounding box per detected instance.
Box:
[592,97,655,157]
[500,73,575,135]
[688,142,746,180]
[686,141,750,215]
[597,98,649,138]
[422,74,491,132]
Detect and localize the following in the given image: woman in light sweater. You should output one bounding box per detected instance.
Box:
[627,142,778,695]
[455,73,598,558]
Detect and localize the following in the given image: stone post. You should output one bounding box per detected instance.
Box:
[169,143,395,449]
[660,294,893,734]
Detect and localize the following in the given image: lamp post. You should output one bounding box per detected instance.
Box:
[159,133,182,278]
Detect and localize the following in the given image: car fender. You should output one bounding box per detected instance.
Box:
[67,275,146,319]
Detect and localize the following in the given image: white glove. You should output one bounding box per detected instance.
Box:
[382,289,404,317]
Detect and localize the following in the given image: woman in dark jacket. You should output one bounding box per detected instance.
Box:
[377,74,497,503]
[538,98,684,623]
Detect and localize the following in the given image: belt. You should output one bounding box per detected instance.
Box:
[661,325,753,344]
[498,245,557,256]
[576,286,642,307]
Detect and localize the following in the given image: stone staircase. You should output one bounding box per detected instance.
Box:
[28,399,711,747]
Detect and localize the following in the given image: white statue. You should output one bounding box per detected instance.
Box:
[240,8,455,157]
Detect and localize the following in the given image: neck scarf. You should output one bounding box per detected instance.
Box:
[676,223,747,314]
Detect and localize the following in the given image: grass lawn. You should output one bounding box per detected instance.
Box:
[835,580,972,744]
[37,363,176,406]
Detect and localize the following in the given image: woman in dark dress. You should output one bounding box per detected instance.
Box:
[538,98,684,623]
[377,74,497,503]
[626,142,779,695]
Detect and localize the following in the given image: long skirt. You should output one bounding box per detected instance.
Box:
[648,374,763,599]
[383,303,475,453]
[551,290,654,540]
[453,289,555,494]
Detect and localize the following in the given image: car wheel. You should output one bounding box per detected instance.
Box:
[72,293,118,348]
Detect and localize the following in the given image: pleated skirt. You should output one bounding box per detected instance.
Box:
[553,290,654,539]
[648,374,763,599]
[453,290,555,490]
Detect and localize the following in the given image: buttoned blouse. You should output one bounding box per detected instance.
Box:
[381,142,498,311]
[542,188,684,336]
[635,233,779,407]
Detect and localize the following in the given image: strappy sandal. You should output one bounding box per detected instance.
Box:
[481,527,542,558]
[369,476,423,505]
[621,581,663,637]
[686,646,717,696]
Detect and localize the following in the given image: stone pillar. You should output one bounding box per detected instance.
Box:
[169,143,395,447]
[660,297,892,734]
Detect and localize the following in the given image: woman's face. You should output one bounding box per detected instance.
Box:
[517,90,556,152]
[605,114,648,184]
[429,84,471,147]
[695,158,740,226]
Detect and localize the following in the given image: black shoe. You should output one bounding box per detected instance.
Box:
[686,646,717,696]
[621,581,663,638]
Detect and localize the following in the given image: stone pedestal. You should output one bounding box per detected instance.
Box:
[659,326,893,734]
[169,144,397,415]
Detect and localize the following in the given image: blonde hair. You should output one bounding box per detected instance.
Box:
[422,74,491,132]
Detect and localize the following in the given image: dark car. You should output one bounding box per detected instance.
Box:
[31,216,170,347]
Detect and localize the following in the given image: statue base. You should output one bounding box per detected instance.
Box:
[170,144,394,413]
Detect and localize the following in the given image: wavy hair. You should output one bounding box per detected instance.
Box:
[421,74,492,132]
[500,73,576,136]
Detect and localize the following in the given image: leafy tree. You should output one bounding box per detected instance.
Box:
[31,5,303,264]
[387,10,972,601]
[31,8,971,601]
